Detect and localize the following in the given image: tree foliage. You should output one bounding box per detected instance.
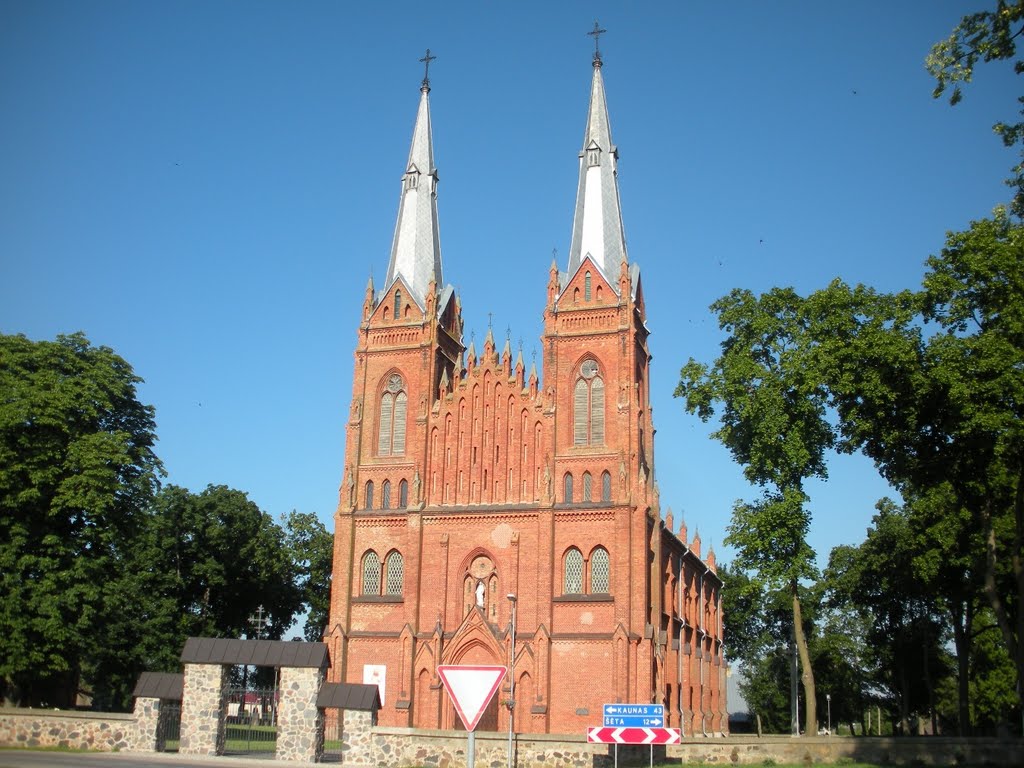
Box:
[676,287,825,733]
[927,0,1024,215]
[284,510,333,642]
[0,333,162,707]
[0,332,328,710]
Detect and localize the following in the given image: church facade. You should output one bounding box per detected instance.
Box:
[325,48,727,737]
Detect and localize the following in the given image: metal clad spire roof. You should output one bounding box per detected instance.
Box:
[383,68,443,311]
[566,46,628,291]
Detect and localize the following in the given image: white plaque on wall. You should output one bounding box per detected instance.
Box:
[363,664,386,706]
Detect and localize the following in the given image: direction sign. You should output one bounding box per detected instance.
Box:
[602,703,664,727]
[587,726,681,745]
[436,665,507,732]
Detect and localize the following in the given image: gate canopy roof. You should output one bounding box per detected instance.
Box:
[180,637,329,669]
[133,671,184,701]
[317,682,381,711]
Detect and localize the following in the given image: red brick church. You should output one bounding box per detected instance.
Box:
[325,43,727,737]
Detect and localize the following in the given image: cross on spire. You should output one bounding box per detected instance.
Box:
[419,48,436,89]
[587,20,607,65]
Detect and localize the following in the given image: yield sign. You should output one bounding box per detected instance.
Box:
[437,664,507,732]
[587,726,681,745]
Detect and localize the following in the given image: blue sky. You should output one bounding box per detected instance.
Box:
[1,1,1016,578]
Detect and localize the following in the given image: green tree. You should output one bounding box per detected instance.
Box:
[676,287,831,735]
[927,0,1024,216]
[824,501,953,734]
[284,510,333,642]
[146,484,304,642]
[0,332,162,707]
[809,212,1023,729]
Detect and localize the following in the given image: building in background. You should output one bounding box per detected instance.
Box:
[325,43,726,736]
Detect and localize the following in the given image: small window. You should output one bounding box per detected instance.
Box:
[590,547,610,593]
[399,479,408,508]
[585,271,591,302]
[362,551,381,595]
[382,480,391,510]
[385,551,404,595]
[582,472,592,502]
[365,481,374,509]
[564,473,574,503]
[601,471,612,502]
[564,548,583,594]
[394,290,402,321]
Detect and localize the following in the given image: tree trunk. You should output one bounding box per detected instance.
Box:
[979,471,1023,726]
[791,582,816,735]
[949,598,971,736]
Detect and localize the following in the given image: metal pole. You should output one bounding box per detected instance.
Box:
[507,593,517,768]
[468,729,476,768]
[826,694,831,736]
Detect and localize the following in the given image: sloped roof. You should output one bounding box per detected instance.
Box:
[133,672,184,701]
[317,682,382,711]
[180,638,329,669]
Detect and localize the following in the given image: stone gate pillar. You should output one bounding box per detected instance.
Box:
[131,697,161,752]
[179,663,228,756]
[277,665,326,762]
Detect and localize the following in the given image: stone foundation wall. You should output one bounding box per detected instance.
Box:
[347,729,1024,768]
[0,709,134,751]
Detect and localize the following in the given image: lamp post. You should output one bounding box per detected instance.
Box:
[507,594,517,768]
[826,694,831,736]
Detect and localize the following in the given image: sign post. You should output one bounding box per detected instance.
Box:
[437,665,507,768]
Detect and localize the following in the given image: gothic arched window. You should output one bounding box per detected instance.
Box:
[564,547,584,594]
[582,472,593,502]
[601,471,612,501]
[590,547,610,593]
[399,479,408,508]
[364,481,374,510]
[382,480,391,510]
[573,360,605,446]
[385,551,404,596]
[361,551,381,595]
[378,373,408,456]
[585,271,592,301]
[394,289,402,320]
[563,473,574,503]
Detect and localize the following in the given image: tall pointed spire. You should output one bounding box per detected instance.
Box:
[383,51,443,312]
[566,27,628,290]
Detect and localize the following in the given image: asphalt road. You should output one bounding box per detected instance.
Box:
[0,752,320,768]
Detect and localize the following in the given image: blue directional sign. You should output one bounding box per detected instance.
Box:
[602,703,664,728]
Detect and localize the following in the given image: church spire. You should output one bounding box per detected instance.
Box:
[566,26,628,290]
[383,51,443,312]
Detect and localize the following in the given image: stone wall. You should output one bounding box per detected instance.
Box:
[0,709,134,751]
[277,665,325,762]
[344,728,1024,768]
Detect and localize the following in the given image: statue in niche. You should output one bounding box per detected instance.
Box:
[345,465,355,505]
[350,397,362,423]
[619,458,627,488]
[476,580,486,607]
[543,459,552,502]
[412,470,421,504]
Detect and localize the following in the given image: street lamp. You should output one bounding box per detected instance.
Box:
[507,594,517,768]
[826,694,831,736]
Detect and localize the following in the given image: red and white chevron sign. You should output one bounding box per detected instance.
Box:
[587,726,681,745]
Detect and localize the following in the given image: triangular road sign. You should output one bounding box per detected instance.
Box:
[436,664,507,732]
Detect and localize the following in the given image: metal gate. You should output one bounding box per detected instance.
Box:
[223,684,278,754]
[321,708,343,763]
[156,700,181,752]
